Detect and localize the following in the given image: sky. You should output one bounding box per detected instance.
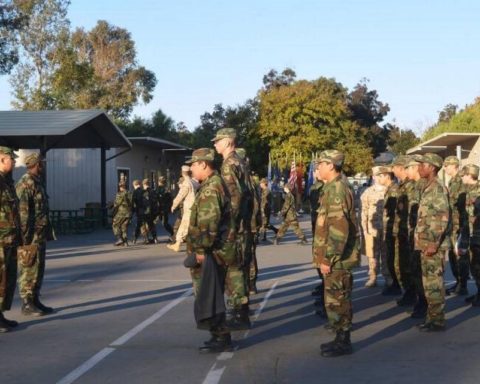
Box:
[1,0,480,136]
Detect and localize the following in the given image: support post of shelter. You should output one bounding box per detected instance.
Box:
[456,145,462,160]
[101,145,107,227]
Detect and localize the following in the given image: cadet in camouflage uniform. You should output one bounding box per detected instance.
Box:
[393,156,417,306]
[142,179,159,244]
[259,178,278,241]
[444,156,469,295]
[376,165,401,294]
[16,152,54,316]
[460,164,480,306]
[236,148,262,295]
[274,183,308,245]
[186,148,235,353]
[212,128,250,330]
[414,153,450,331]
[112,181,133,246]
[0,147,21,331]
[132,180,145,244]
[360,166,387,288]
[313,150,360,357]
[404,156,429,318]
[156,176,174,241]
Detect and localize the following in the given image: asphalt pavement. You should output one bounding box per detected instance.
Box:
[1,217,479,384]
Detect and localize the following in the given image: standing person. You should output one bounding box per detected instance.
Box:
[0,147,21,331]
[156,176,174,242]
[259,178,278,241]
[274,184,308,245]
[16,152,55,316]
[378,163,402,296]
[112,181,133,246]
[132,179,144,244]
[310,161,326,315]
[444,156,469,296]
[360,166,387,288]
[212,128,250,330]
[394,157,417,306]
[142,179,159,244]
[461,164,480,306]
[313,150,360,357]
[404,156,428,318]
[168,166,199,252]
[415,153,450,332]
[186,148,235,353]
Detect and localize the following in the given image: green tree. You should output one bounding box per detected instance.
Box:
[347,78,390,157]
[437,103,458,124]
[49,20,157,119]
[9,0,70,109]
[386,124,419,155]
[262,67,297,91]
[0,1,28,74]
[258,76,373,174]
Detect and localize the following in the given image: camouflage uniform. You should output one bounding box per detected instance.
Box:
[156,180,174,238]
[395,177,417,293]
[414,154,450,328]
[276,189,306,242]
[112,185,133,244]
[214,130,249,316]
[313,153,360,335]
[142,182,159,242]
[0,167,21,313]
[260,182,278,240]
[446,168,469,292]
[463,165,480,303]
[132,183,145,242]
[383,181,400,287]
[360,182,387,285]
[309,180,324,233]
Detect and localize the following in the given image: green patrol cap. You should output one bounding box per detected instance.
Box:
[25,152,45,167]
[443,156,460,166]
[376,165,392,175]
[318,149,345,167]
[461,164,479,178]
[392,155,409,167]
[417,153,444,169]
[0,146,18,158]
[235,148,246,159]
[405,154,422,168]
[211,128,237,142]
[185,148,215,164]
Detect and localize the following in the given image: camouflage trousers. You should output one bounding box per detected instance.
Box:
[394,232,415,291]
[18,242,46,300]
[246,232,258,293]
[448,233,470,285]
[385,234,400,286]
[323,269,353,332]
[364,233,391,283]
[421,251,446,326]
[112,216,130,239]
[411,250,425,299]
[142,214,157,239]
[469,245,480,289]
[134,213,144,239]
[0,246,17,311]
[277,218,305,240]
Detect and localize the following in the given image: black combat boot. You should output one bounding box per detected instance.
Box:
[299,237,308,245]
[199,333,233,353]
[321,330,353,357]
[123,237,129,246]
[417,322,446,332]
[114,237,124,246]
[22,297,44,317]
[34,295,54,314]
[0,311,18,329]
[446,282,458,296]
[454,281,468,296]
[382,281,402,296]
[226,305,251,331]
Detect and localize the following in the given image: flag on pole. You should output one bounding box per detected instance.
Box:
[288,159,297,191]
[304,159,315,199]
[267,152,272,189]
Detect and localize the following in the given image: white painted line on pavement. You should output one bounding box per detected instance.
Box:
[111,288,192,346]
[55,288,192,384]
[202,281,279,384]
[56,348,115,384]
